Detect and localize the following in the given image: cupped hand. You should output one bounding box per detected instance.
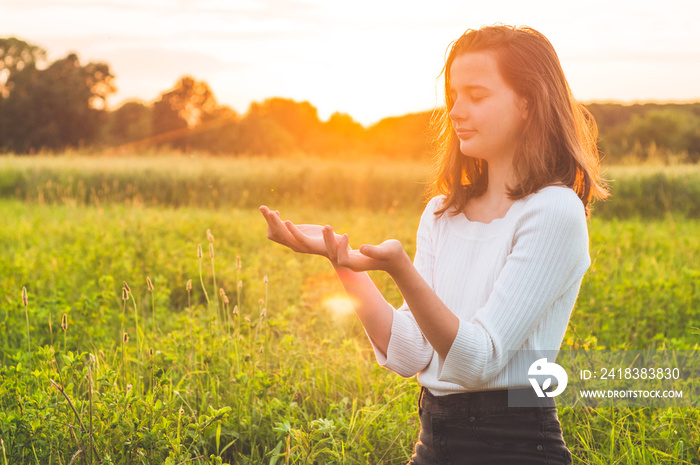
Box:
[259,205,341,258]
[322,225,409,275]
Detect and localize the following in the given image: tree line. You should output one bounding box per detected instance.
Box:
[1,37,699,163]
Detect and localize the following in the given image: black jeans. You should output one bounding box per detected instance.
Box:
[408,387,573,465]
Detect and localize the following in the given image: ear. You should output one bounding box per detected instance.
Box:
[519,97,529,120]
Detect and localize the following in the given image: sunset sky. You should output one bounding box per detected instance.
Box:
[2,0,699,125]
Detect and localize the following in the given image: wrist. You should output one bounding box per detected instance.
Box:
[387,248,413,279]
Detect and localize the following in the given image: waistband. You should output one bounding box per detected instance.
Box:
[419,386,557,413]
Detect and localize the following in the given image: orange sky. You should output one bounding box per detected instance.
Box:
[2,0,699,125]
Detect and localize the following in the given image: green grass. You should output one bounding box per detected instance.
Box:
[0,153,431,213]
[1,153,699,218]
[0,154,699,463]
[0,200,422,464]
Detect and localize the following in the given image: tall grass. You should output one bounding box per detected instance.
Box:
[0,153,430,213]
[1,153,699,218]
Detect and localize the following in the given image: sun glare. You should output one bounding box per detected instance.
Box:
[321,294,356,319]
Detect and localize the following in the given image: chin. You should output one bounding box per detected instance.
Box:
[458,143,480,159]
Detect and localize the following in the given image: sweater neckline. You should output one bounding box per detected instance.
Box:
[448,184,567,227]
[453,196,524,227]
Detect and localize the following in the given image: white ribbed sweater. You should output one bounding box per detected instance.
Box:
[371,185,590,396]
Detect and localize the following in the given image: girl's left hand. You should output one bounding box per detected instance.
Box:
[322,225,410,275]
[260,205,341,259]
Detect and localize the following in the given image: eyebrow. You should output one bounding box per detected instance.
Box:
[450,84,490,91]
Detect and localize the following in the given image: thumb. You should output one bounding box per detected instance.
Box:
[359,244,386,259]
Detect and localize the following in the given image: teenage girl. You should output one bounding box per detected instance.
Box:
[260,24,607,464]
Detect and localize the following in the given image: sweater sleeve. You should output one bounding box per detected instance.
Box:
[437,189,590,389]
[370,196,441,377]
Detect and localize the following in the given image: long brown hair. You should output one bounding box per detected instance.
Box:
[428,25,608,217]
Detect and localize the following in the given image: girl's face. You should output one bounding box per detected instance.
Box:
[448,51,528,164]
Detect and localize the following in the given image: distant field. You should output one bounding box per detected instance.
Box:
[1,153,699,218]
[0,154,431,213]
[1,154,699,463]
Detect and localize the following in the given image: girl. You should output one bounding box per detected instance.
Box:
[260,24,607,464]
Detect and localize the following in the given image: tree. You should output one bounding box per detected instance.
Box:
[0,37,46,98]
[184,105,240,154]
[366,111,433,159]
[622,109,700,162]
[247,98,323,152]
[106,100,152,145]
[151,76,218,148]
[316,112,366,155]
[234,112,294,155]
[0,50,116,152]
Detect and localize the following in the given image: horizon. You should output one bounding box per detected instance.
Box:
[107,95,700,128]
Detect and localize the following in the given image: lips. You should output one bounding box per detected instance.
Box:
[455,128,477,138]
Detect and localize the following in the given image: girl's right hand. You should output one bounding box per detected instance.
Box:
[259,205,341,260]
[322,225,410,275]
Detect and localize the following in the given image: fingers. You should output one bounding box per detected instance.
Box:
[336,233,351,267]
[359,244,384,259]
[260,207,283,232]
[322,225,339,262]
[286,220,312,249]
[259,205,281,222]
[259,205,276,222]
[260,206,299,249]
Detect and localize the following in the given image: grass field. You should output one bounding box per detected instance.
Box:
[1,154,700,218]
[1,154,699,464]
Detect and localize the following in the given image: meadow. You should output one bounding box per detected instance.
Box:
[2,153,700,218]
[1,154,699,464]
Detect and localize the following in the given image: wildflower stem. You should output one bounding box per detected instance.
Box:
[150,348,154,396]
[147,276,157,334]
[176,409,182,455]
[122,332,127,388]
[128,291,141,355]
[211,253,219,325]
[88,366,94,465]
[22,287,31,365]
[198,247,210,308]
[236,256,242,314]
[122,293,127,334]
[151,291,156,334]
[49,379,100,463]
[48,310,54,348]
[186,279,194,371]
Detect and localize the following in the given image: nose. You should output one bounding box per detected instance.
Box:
[449,96,468,123]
